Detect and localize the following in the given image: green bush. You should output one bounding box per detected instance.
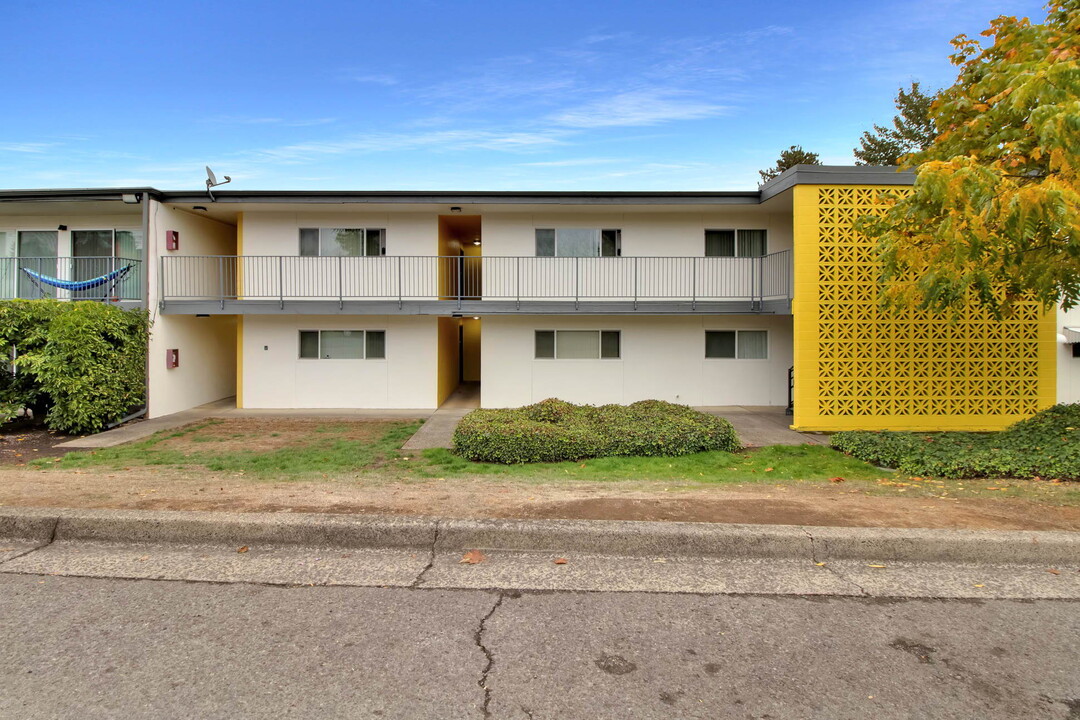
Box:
[831,404,1080,479]
[0,300,150,434]
[453,398,741,464]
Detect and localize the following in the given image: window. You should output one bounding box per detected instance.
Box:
[705,330,768,359]
[704,229,767,257]
[299,330,386,359]
[535,330,620,359]
[535,228,621,257]
[300,228,385,257]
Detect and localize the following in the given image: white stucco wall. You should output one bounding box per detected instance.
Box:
[148,202,238,418]
[240,314,438,409]
[1058,306,1080,404]
[481,315,793,408]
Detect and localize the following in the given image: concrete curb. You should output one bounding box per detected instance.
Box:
[1,507,1077,566]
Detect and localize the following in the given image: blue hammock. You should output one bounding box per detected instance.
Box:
[21,264,134,298]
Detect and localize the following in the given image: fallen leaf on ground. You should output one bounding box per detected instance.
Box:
[815,562,827,567]
[460,549,486,564]
[553,558,568,565]
[867,564,887,569]
[830,477,845,483]
[1047,568,1060,575]
[973,584,985,588]
[237,546,249,554]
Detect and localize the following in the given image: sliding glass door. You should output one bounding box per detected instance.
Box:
[18,230,58,298]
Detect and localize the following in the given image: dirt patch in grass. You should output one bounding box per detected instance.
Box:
[0,421,79,465]
[155,418,390,455]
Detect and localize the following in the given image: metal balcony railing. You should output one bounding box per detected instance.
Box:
[1,257,143,301]
[160,251,793,309]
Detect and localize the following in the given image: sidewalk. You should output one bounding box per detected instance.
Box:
[2,507,1077,599]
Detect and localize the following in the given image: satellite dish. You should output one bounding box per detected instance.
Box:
[205,166,232,201]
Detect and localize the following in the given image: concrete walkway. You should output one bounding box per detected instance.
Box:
[401,383,479,452]
[698,405,830,447]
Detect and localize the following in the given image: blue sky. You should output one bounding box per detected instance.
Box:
[1,0,1046,191]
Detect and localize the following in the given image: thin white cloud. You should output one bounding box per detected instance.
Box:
[206,116,337,127]
[552,89,728,128]
[519,157,624,167]
[347,73,399,86]
[0,142,57,154]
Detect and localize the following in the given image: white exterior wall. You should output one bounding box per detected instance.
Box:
[481,315,793,408]
[241,314,437,409]
[1059,306,1080,404]
[148,202,238,418]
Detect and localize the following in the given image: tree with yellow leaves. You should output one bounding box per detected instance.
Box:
[859,1,1079,315]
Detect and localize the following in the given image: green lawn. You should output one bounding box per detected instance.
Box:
[29,418,1080,505]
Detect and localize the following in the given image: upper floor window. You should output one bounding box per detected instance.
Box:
[705,229,767,257]
[535,228,621,257]
[300,228,386,257]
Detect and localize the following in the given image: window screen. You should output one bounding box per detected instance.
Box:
[535,229,556,257]
[556,330,599,358]
[705,230,736,257]
[705,331,737,358]
[601,229,621,257]
[557,228,600,258]
[299,330,320,358]
[535,330,555,358]
[365,330,386,359]
[365,229,385,257]
[320,229,364,257]
[600,330,621,358]
[320,330,364,359]
[300,229,320,257]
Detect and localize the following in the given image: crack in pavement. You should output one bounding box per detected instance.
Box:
[0,516,59,568]
[475,590,516,719]
[410,520,441,589]
[802,527,869,596]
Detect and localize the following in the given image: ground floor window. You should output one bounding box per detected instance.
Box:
[705,330,768,359]
[299,330,386,359]
[535,330,620,359]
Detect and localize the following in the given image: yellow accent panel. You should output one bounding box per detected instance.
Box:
[436,317,460,406]
[236,315,244,409]
[792,185,1055,432]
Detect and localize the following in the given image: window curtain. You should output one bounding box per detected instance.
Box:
[737,330,768,359]
[320,229,364,257]
[556,228,600,257]
[114,230,143,299]
[320,330,364,359]
[737,229,767,257]
[556,330,600,358]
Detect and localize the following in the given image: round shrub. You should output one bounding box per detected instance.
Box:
[452,398,741,464]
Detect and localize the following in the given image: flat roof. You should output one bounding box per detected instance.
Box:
[0,165,914,206]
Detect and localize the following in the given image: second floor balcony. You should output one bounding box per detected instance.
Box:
[159,251,793,315]
[2,256,143,303]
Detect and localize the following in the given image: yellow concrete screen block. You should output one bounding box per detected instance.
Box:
[792,185,1055,432]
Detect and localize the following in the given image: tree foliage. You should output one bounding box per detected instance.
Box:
[854,82,938,165]
[858,2,1080,314]
[0,301,150,433]
[759,145,822,183]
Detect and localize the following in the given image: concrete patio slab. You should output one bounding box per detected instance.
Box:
[697,405,830,447]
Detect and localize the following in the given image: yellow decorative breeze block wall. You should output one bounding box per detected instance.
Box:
[792,185,1056,431]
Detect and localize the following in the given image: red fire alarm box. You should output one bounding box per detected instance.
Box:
[166,348,179,369]
[166,230,180,251]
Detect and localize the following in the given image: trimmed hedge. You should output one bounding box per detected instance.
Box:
[831,404,1080,480]
[452,398,741,464]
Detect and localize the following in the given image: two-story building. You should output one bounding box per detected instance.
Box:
[3,165,1078,431]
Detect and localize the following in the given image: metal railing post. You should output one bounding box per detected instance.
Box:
[633,256,638,310]
[758,254,765,311]
[457,255,463,310]
[516,256,521,310]
[337,255,343,310]
[691,256,697,311]
[218,256,225,310]
[574,256,579,310]
[278,256,284,310]
[397,256,403,310]
[159,256,165,310]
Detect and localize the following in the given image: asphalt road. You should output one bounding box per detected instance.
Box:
[1,574,1077,719]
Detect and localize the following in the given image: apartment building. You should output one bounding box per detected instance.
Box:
[2,165,1077,431]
